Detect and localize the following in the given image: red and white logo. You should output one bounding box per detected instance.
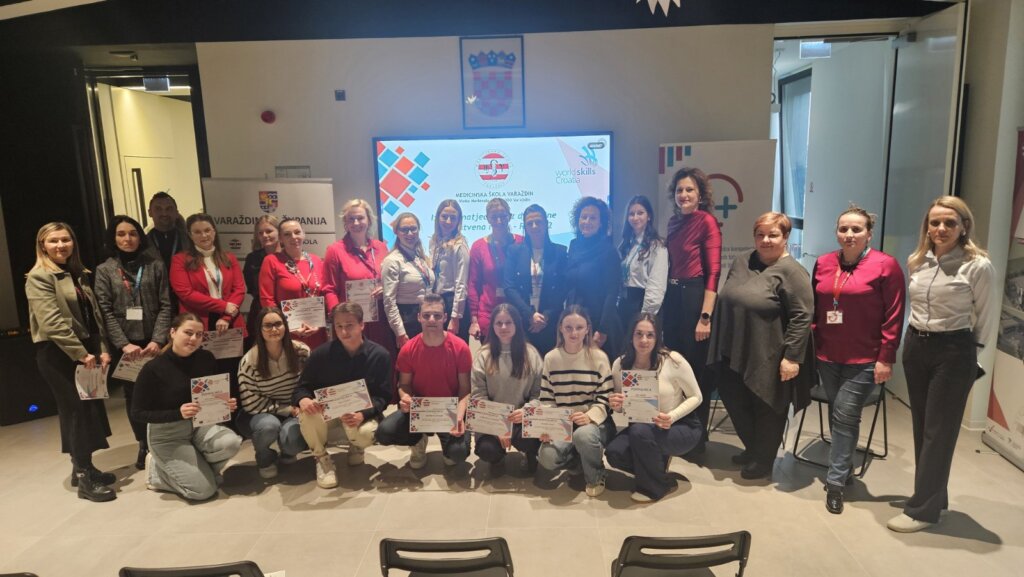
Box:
[477,152,510,185]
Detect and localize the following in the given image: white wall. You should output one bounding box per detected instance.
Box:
[961,0,1024,429]
[197,25,773,238]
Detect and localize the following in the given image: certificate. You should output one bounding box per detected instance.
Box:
[621,369,660,423]
[74,365,109,400]
[111,355,154,382]
[190,373,232,427]
[465,398,513,437]
[201,328,244,359]
[521,406,572,442]
[315,379,373,422]
[280,296,327,331]
[345,279,379,322]
[409,397,459,433]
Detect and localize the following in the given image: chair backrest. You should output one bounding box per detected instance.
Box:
[612,531,752,577]
[0,573,40,577]
[379,537,514,576]
[118,561,265,577]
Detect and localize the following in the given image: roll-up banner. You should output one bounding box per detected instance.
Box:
[985,128,1024,473]
[201,178,336,259]
[656,140,776,278]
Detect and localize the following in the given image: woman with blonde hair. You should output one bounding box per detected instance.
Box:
[324,199,395,355]
[888,196,994,533]
[467,197,522,343]
[382,212,435,348]
[430,199,470,341]
[243,215,280,340]
[26,222,115,502]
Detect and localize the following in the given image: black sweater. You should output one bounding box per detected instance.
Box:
[293,338,393,421]
[132,349,220,423]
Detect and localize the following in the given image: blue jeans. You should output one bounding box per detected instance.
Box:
[238,412,306,467]
[537,418,616,486]
[818,361,876,489]
[375,410,471,464]
[606,415,702,500]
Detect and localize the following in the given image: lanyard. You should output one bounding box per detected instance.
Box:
[120,265,144,304]
[404,252,432,290]
[351,240,379,277]
[286,253,320,297]
[621,242,641,283]
[204,263,222,293]
[832,248,869,310]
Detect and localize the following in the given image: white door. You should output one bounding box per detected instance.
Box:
[882,3,968,402]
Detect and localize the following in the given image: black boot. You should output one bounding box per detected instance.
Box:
[74,470,116,502]
[825,486,844,515]
[70,465,116,487]
[135,446,149,471]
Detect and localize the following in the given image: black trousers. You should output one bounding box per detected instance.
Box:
[663,280,714,434]
[440,290,471,342]
[902,330,977,523]
[716,366,787,466]
[108,339,150,446]
[398,303,423,341]
[35,341,111,468]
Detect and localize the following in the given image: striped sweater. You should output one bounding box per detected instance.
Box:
[238,341,310,415]
[540,346,613,424]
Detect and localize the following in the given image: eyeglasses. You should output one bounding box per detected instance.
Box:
[420,312,445,320]
[398,226,419,234]
[262,321,285,330]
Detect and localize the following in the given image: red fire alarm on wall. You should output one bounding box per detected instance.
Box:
[260,110,276,124]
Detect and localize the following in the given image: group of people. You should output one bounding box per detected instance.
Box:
[26,171,993,534]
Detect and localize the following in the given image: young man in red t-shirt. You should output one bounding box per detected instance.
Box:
[374,294,472,468]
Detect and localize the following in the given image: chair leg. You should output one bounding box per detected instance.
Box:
[855,391,889,477]
[791,405,828,469]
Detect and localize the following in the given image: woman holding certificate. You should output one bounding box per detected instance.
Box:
[94,215,173,470]
[170,213,247,402]
[607,313,702,503]
[503,204,568,355]
[133,312,243,501]
[382,212,435,348]
[467,198,522,343]
[812,206,905,515]
[471,304,543,473]
[429,199,470,341]
[243,215,279,341]
[323,199,394,356]
[259,218,328,350]
[237,307,310,480]
[537,306,615,497]
[26,222,116,502]
[707,212,813,480]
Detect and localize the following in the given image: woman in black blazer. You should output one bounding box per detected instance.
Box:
[503,204,567,355]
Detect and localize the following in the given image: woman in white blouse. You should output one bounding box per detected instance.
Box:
[888,196,993,533]
[381,213,435,348]
[607,312,702,503]
[617,196,668,329]
[429,199,470,341]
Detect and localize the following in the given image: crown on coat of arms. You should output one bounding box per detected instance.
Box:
[469,50,516,70]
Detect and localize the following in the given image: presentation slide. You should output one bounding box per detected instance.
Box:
[374,133,612,248]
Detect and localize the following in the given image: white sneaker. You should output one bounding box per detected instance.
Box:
[409,436,428,470]
[347,445,365,466]
[144,452,157,491]
[585,477,606,498]
[315,455,337,489]
[630,492,654,503]
[258,463,278,479]
[887,513,934,533]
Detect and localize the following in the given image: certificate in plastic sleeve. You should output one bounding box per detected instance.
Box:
[465,398,513,437]
[280,296,327,330]
[74,365,109,400]
[315,379,373,422]
[521,406,572,442]
[201,328,244,359]
[408,397,459,433]
[345,279,379,322]
[190,373,232,426]
[111,355,154,382]
[622,369,659,423]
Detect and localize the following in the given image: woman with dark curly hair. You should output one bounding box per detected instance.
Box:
[564,197,623,359]
[663,167,722,451]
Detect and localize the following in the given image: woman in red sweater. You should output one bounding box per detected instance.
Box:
[467,197,522,342]
[323,199,395,355]
[259,218,328,350]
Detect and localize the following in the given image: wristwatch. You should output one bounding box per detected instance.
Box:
[699,312,711,324]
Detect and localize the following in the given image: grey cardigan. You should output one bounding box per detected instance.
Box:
[94,254,173,349]
[26,266,109,361]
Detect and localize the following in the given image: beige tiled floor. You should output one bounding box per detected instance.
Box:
[0,394,1021,577]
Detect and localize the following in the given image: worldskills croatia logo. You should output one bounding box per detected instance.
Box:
[469,50,516,117]
[658,145,744,225]
[258,190,278,214]
[377,142,431,217]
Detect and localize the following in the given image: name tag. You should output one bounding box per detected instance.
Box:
[126,307,144,321]
[826,310,843,325]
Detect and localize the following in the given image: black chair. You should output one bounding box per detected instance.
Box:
[791,382,888,477]
[380,537,513,576]
[612,531,751,577]
[0,573,40,577]
[118,561,265,577]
